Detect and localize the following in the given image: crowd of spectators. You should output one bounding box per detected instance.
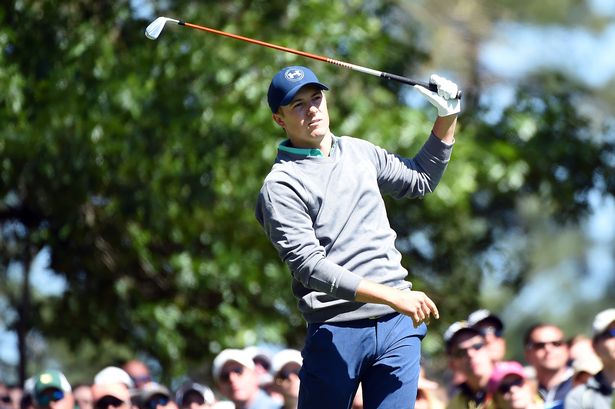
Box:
[0,308,613,409]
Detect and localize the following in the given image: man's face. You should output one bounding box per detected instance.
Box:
[73,386,93,409]
[449,334,493,382]
[593,322,615,365]
[493,375,534,409]
[216,362,260,406]
[123,361,151,389]
[274,362,301,400]
[475,323,506,362]
[524,326,569,371]
[273,86,331,148]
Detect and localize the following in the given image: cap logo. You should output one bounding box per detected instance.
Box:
[285,69,304,82]
[40,373,53,384]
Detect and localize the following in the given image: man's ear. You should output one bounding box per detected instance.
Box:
[272,113,285,128]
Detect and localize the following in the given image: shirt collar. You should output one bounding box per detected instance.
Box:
[278,136,337,157]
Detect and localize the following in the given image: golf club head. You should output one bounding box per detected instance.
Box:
[145,17,180,40]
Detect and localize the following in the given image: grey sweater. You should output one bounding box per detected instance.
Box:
[565,371,613,409]
[255,133,453,323]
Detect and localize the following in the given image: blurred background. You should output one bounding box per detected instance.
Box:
[1,0,614,387]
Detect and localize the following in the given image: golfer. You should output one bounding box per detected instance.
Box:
[256,65,460,409]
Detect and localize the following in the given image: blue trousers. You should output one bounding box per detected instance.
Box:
[298,313,427,409]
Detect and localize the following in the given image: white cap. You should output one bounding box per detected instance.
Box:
[94,366,135,388]
[443,321,482,346]
[212,349,255,381]
[271,349,303,375]
[592,308,615,336]
[467,309,504,330]
[572,353,603,376]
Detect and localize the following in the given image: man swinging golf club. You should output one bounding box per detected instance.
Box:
[255,65,460,409]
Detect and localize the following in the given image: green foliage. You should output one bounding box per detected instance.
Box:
[1,0,614,384]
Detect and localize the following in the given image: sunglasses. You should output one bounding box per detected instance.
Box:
[219,366,244,383]
[598,328,615,339]
[477,326,503,338]
[276,367,300,380]
[526,340,564,350]
[36,390,64,407]
[94,396,127,409]
[145,396,170,409]
[498,378,525,394]
[131,375,152,385]
[451,341,485,358]
[1,396,12,404]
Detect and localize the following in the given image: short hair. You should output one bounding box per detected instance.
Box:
[523,322,563,347]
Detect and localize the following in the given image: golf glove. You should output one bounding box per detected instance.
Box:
[414,74,461,117]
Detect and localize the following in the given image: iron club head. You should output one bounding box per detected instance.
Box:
[145,17,180,40]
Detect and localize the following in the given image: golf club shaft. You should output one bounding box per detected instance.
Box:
[179,21,461,98]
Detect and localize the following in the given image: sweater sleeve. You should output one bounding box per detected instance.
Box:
[374,133,453,199]
[255,175,363,300]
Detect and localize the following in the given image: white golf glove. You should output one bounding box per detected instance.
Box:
[414,74,461,117]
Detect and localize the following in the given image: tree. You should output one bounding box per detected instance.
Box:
[1,0,613,383]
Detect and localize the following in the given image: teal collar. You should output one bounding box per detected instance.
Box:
[278,136,337,157]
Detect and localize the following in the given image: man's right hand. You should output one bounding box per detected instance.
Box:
[355,280,439,327]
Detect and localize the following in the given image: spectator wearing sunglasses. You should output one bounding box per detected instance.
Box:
[92,383,133,409]
[468,310,507,363]
[122,361,152,391]
[486,361,542,409]
[137,383,176,409]
[212,349,282,409]
[523,323,572,409]
[271,349,302,409]
[175,381,217,409]
[31,370,73,409]
[444,321,495,409]
[565,308,615,409]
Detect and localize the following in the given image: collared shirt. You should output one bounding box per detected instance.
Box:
[277,136,337,157]
[538,370,573,409]
[447,383,487,409]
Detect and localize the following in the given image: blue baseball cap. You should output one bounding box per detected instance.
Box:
[267,66,329,113]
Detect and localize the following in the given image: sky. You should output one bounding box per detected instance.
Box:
[2,0,615,375]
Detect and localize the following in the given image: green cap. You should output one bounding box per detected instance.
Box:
[34,370,71,397]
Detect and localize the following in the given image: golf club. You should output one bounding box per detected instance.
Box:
[145,16,462,99]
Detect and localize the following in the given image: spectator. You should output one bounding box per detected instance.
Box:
[93,367,136,405]
[122,361,152,390]
[137,383,175,409]
[94,368,135,390]
[72,384,94,409]
[565,308,615,409]
[31,370,74,409]
[468,310,507,362]
[523,323,572,409]
[212,348,282,409]
[486,361,542,409]
[8,385,23,409]
[175,382,216,409]
[245,348,274,387]
[245,348,282,403]
[567,335,595,366]
[444,321,494,409]
[271,349,302,409]
[1,383,12,409]
[91,382,132,409]
[570,353,603,388]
